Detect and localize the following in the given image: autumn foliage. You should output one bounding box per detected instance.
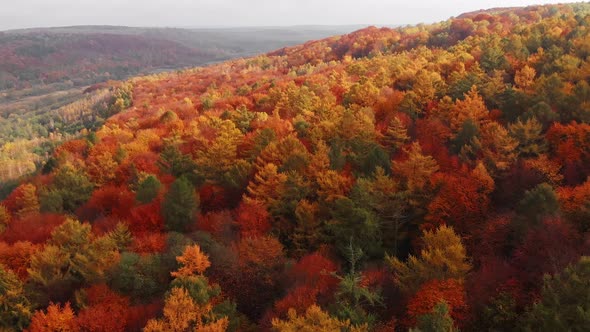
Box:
[4,3,590,331]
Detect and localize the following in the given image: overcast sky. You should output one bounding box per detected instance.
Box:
[0,0,569,31]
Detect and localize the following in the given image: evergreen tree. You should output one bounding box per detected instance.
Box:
[162,176,198,232]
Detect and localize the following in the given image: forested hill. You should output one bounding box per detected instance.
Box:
[3,3,590,331]
[0,25,357,183]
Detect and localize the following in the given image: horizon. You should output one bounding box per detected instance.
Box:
[0,0,567,31]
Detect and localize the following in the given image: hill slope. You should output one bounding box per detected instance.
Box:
[0,25,357,182]
[3,3,590,331]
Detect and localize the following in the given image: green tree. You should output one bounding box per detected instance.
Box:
[27,219,118,303]
[0,265,32,330]
[331,243,382,328]
[411,301,457,332]
[509,117,547,157]
[521,256,590,331]
[517,183,559,225]
[136,175,161,204]
[162,176,198,232]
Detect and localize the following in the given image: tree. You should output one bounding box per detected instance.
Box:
[76,284,130,332]
[383,116,410,154]
[45,167,94,213]
[514,65,537,91]
[27,219,118,303]
[332,244,382,328]
[235,201,271,238]
[521,256,590,331]
[144,285,229,332]
[0,265,32,329]
[28,302,79,332]
[517,183,559,225]
[3,183,39,218]
[450,86,488,133]
[244,163,287,208]
[162,176,198,232]
[271,305,368,332]
[410,302,457,332]
[509,117,546,157]
[0,205,10,234]
[136,175,161,204]
[158,145,197,179]
[392,142,439,194]
[387,225,471,293]
[292,200,322,256]
[171,244,211,278]
[406,279,466,329]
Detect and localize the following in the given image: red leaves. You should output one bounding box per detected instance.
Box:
[77,285,130,332]
[235,201,271,238]
[426,173,490,235]
[128,199,164,234]
[83,185,135,220]
[406,279,467,328]
[28,302,79,332]
[1,213,65,244]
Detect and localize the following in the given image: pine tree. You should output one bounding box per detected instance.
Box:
[383,117,410,154]
[136,175,161,204]
[162,176,198,232]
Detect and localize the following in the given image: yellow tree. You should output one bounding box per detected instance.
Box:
[16,184,40,219]
[0,205,10,233]
[383,116,410,154]
[171,245,211,278]
[271,304,368,332]
[144,287,228,332]
[392,142,439,193]
[387,225,471,293]
[480,122,519,174]
[245,163,287,207]
[514,65,536,92]
[450,86,489,133]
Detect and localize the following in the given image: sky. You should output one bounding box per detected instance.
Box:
[0,0,570,31]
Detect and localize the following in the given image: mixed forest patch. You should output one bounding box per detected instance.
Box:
[2,3,590,331]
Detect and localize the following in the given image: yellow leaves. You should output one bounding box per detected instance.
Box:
[271,305,368,332]
[450,86,489,133]
[316,170,353,202]
[86,150,118,186]
[480,122,518,173]
[16,184,40,219]
[387,225,471,293]
[172,245,211,278]
[245,163,288,207]
[0,205,9,233]
[471,162,494,195]
[144,287,229,332]
[392,142,439,193]
[514,65,536,91]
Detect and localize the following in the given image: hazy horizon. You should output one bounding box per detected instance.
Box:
[0,0,569,31]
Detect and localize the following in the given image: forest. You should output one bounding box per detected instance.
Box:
[2,2,590,331]
[0,26,356,184]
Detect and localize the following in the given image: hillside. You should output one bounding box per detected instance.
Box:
[3,2,590,331]
[0,26,357,183]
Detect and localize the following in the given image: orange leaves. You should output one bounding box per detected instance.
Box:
[171,244,211,278]
[426,172,490,234]
[76,285,130,332]
[3,183,40,218]
[450,86,489,133]
[406,279,466,328]
[235,201,271,238]
[27,302,79,332]
[0,241,39,280]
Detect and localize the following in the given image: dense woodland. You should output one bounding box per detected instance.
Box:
[3,3,590,331]
[0,26,356,184]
